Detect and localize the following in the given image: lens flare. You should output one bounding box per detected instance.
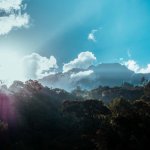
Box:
[0,51,24,84]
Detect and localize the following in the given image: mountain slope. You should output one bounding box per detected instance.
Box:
[39,63,150,91]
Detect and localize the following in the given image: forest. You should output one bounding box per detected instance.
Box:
[0,79,150,150]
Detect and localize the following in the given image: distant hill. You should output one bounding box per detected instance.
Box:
[39,63,150,91]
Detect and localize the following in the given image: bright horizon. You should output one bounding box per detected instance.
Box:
[1,0,150,83]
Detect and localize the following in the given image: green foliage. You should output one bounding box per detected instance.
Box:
[109,98,132,115]
[0,80,150,149]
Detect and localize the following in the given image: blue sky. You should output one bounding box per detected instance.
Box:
[1,0,150,64]
[0,0,150,81]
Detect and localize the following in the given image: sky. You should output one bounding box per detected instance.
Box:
[0,0,150,82]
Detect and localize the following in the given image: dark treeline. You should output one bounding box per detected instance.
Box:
[0,80,150,150]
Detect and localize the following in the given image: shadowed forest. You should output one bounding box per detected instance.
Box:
[0,79,150,150]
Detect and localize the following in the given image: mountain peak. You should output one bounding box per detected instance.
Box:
[39,63,149,91]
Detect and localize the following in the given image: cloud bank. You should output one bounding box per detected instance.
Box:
[0,51,96,83]
[70,70,94,80]
[63,51,96,72]
[124,60,150,73]
[0,0,29,35]
[0,0,22,11]
[0,52,58,85]
[22,53,58,80]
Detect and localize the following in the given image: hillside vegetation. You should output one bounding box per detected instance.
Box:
[0,80,150,150]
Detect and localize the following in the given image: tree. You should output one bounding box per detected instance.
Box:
[109,98,131,115]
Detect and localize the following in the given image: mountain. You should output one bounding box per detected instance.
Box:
[39,63,150,91]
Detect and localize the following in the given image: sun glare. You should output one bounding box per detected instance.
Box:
[0,51,23,84]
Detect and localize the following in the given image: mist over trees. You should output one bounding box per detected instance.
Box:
[0,80,150,150]
[39,63,150,91]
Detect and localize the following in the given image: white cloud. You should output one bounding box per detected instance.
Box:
[0,13,29,35]
[0,0,30,35]
[88,29,98,42]
[63,51,96,72]
[139,64,150,73]
[0,52,58,84]
[0,0,22,11]
[124,60,150,73]
[124,60,139,72]
[22,53,58,80]
[70,70,93,80]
